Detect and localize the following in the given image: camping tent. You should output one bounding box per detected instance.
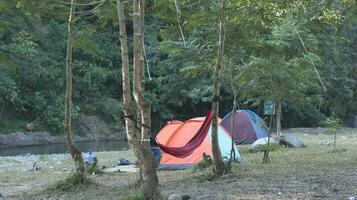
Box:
[221,110,268,144]
[156,117,241,170]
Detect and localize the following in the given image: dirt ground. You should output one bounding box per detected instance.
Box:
[0,128,356,200]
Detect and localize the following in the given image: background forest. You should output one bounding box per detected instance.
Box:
[0,0,356,135]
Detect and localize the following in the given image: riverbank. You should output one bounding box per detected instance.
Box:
[0,131,124,148]
[1,128,356,200]
[0,114,127,148]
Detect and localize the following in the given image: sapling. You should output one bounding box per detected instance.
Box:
[323,116,342,152]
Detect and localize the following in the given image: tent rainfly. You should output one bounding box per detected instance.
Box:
[156,117,241,170]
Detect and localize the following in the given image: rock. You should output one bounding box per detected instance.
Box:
[76,114,125,140]
[341,136,348,140]
[277,134,305,148]
[348,197,356,200]
[330,183,339,192]
[0,132,62,148]
[0,193,5,200]
[168,194,183,200]
[0,114,126,148]
[320,141,332,146]
[182,194,191,200]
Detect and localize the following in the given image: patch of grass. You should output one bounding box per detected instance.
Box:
[193,170,220,182]
[250,143,281,152]
[119,193,146,200]
[192,155,212,172]
[329,148,348,153]
[49,172,92,192]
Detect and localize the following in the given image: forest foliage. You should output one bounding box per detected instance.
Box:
[0,0,356,134]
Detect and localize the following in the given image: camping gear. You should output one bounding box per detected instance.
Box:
[150,138,162,168]
[156,116,241,170]
[221,110,268,144]
[157,112,213,158]
[84,151,96,164]
[278,135,305,148]
[117,158,130,165]
[248,137,277,152]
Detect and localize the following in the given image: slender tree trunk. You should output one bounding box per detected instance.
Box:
[333,132,337,152]
[130,0,161,198]
[116,0,139,156]
[224,66,237,173]
[230,89,237,160]
[276,100,282,136]
[263,112,274,164]
[116,0,146,185]
[211,0,226,176]
[65,0,85,175]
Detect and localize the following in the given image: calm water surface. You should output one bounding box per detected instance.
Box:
[0,140,129,156]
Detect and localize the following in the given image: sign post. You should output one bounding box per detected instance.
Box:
[264,100,275,115]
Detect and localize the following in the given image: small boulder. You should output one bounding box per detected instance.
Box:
[320,141,332,146]
[277,134,305,148]
[182,194,191,200]
[168,194,183,200]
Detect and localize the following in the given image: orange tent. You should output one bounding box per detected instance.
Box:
[156,117,241,170]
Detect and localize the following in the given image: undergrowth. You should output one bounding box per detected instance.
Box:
[192,154,212,172]
[252,143,281,152]
[49,172,92,192]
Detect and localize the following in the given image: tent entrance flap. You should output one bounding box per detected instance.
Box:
[157,112,213,158]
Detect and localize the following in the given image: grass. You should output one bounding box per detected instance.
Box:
[0,128,356,199]
[50,171,92,191]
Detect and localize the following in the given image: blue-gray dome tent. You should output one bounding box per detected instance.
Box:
[221,110,269,144]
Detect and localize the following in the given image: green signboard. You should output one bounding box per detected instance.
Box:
[264,100,275,115]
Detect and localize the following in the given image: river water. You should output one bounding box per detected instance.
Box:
[0,140,129,156]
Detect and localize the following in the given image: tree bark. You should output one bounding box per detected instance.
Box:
[65,0,85,175]
[211,0,226,176]
[223,66,237,173]
[276,100,282,136]
[117,0,161,198]
[229,68,237,163]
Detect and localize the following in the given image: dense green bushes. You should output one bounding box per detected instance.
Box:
[0,0,355,134]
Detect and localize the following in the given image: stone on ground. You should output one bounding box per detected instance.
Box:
[277,134,305,148]
[168,194,183,200]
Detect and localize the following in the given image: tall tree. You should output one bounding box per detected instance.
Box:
[64,0,85,176]
[211,0,226,176]
[117,0,162,198]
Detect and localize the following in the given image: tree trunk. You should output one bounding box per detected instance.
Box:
[333,132,337,152]
[65,0,85,175]
[122,0,162,200]
[224,66,237,173]
[211,0,226,176]
[116,0,139,154]
[276,100,282,136]
[229,67,238,162]
[263,112,274,164]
